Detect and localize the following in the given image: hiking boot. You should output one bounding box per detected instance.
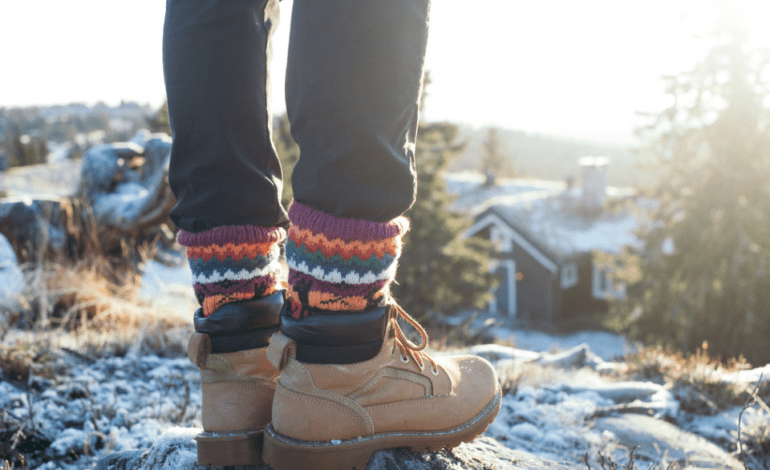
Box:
[262,304,502,470]
[187,291,284,466]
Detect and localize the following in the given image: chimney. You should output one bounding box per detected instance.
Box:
[579,156,609,211]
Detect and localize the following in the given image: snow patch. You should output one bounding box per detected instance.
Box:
[0,233,23,307]
[490,326,633,361]
[721,364,770,386]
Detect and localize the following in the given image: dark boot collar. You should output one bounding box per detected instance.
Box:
[193,290,284,353]
[279,304,389,364]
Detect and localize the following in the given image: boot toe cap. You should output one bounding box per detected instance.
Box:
[445,354,498,401]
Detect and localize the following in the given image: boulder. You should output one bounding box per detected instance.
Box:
[0,232,24,307]
[78,132,174,233]
[564,381,668,404]
[0,131,175,267]
[0,196,67,260]
[593,414,743,469]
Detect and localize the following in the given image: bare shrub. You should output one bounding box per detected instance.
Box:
[625,345,754,413]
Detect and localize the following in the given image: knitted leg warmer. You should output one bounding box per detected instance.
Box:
[179,225,286,317]
[285,201,409,320]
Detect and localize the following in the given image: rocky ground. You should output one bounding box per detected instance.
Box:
[1,335,767,470]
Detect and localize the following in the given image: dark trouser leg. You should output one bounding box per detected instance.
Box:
[163,0,286,317]
[164,0,287,233]
[287,0,430,222]
[283,0,431,362]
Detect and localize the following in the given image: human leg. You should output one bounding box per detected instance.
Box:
[263,2,501,469]
[163,0,285,465]
[165,0,287,317]
[282,0,429,331]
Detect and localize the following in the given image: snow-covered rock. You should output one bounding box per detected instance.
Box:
[79,132,173,231]
[0,232,23,307]
[567,381,680,419]
[538,343,595,368]
[489,326,633,360]
[78,142,144,195]
[594,414,743,469]
[564,381,667,403]
[468,342,627,374]
[722,364,770,387]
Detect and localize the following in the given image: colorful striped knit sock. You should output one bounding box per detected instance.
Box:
[178,225,286,317]
[286,201,409,320]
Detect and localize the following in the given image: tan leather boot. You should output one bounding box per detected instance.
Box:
[262,305,502,470]
[187,291,284,466]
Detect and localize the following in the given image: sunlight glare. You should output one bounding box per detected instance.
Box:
[3,0,770,144]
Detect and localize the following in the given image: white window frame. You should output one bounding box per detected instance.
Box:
[560,262,578,289]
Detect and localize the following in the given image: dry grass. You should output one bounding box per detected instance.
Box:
[3,456,27,470]
[737,374,770,470]
[623,346,770,468]
[623,344,762,413]
[1,256,193,373]
[0,253,194,466]
[739,419,770,470]
[584,447,675,470]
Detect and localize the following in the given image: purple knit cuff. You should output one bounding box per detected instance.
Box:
[177,225,286,247]
[288,201,409,242]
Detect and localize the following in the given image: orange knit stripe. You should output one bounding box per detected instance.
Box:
[202,286,280,317]
[202,291,255,316]
[286,288,386,312]
[187,242,274,262]
[288,227,399,260]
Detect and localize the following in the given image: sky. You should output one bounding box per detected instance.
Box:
[2,0,769,145]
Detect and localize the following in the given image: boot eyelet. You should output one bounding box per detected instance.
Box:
[417,360,425,371]
[431,366,439,376]
[400,355,410,364]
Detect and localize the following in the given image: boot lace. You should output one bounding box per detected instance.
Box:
[388,303,439,376]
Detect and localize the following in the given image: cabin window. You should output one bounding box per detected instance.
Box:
[560,263,578,289]
[489,225,513,253]
[591,265,626,300]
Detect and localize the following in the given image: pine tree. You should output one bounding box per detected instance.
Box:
[480,127,512,186]
[626,10,770,364]
[392,122,493,320]
[8,130,47,167]
[145,102,171,135]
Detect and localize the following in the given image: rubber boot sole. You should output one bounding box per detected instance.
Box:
[196,429,264,466]
[262,390,502,470]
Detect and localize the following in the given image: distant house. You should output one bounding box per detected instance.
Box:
[452,157,640,326]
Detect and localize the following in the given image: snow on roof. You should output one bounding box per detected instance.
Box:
[449,171,642,259]
[446,171,565,214]
[579,156,610,167]
[490,197,641,259]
